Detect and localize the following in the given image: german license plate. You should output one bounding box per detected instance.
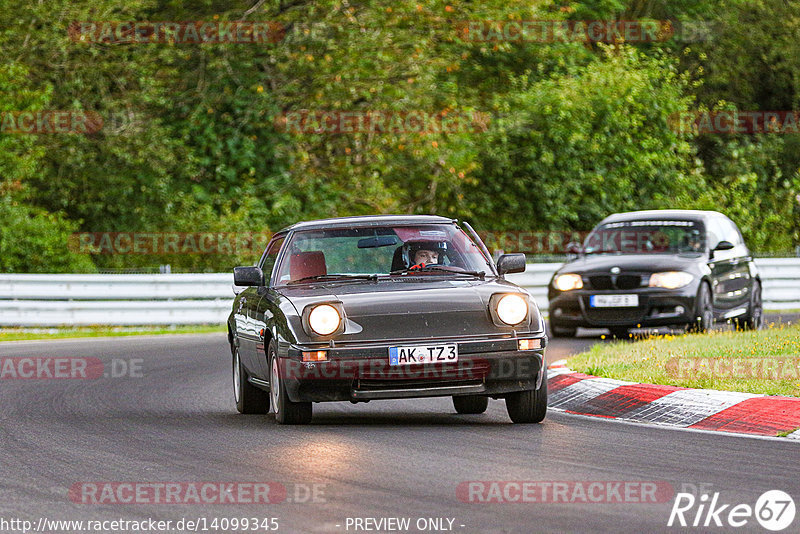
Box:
[388,344,458,366]
[590,294,639,307]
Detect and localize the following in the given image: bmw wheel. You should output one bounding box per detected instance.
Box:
[738,280,763,331]
[688,282,713,333]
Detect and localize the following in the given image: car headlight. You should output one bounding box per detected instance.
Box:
[307,304,341,336]
[553,273,583,291]
[649,271,693,289]
[496,294,528,325]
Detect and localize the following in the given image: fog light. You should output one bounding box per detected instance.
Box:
[518,339,541,350]
[553,308,563,317]
[302,350,328,362]
[675,306,685,314]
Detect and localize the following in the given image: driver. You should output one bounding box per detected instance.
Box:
[406,241,446,268]
[412,246,439,266]
[686,229,703,252]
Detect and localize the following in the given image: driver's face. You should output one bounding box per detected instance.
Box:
[414,249,439,265]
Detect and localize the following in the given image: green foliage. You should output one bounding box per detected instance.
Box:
[465,47,702,230]
[686,134,800,252]
[0,199,95,273]
[0,0,798,272]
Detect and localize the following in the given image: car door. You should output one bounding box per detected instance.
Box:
[235,235,284,379]
[234,282,261,377]
[706,217,733,313]
[252,234,286,378]
[718,217,753,313]
[707,216,750,314]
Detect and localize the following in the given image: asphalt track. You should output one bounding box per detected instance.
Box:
[0,325,798,533]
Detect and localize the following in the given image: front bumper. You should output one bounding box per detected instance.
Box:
[549,286,697,329]
[279,335,546,403]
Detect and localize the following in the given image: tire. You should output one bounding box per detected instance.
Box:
[688,282,713,333]
[268,341,312,425]
[505,376,547,424]
[609,327,630,339]
[233,346,270,414]
[550,322,577,338]
[738,280,763,331]
[452,395,489,414]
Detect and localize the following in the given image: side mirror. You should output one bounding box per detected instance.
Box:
[497,253,527,275]
[233,266,265,287]
[565,242,582,254]
[714,240,735,251]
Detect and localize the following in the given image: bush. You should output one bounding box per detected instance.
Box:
[0,199,95,273]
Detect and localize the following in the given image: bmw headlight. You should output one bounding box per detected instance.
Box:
[649,271,693,289]
[307,304,341,336]
[496,294,528,325]
[553,273,584,291]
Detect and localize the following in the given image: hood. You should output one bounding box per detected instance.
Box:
[278,278,539,343]
[557,253,703,275]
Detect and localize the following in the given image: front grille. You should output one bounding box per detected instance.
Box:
[588,274,643,290]
[616,275,642,290]
[589,275,613,289]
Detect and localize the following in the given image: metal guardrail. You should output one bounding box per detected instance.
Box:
[0,258,797,326]
[0,274,232,326]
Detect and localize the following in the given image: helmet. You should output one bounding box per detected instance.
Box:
[403,240,448,267]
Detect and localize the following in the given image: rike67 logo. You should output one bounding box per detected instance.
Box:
[668,490,796,531]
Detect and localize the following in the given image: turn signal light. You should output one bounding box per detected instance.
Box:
[518,339,541,350]
[302,350,328,362]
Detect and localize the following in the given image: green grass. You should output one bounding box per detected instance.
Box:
[0,324,226,342]
[567,322,800,397]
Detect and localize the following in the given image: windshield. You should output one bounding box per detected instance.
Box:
[583,220,706,255]
[275,224,494,283]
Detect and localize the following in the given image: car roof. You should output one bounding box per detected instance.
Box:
[599,209,726,224]
[278,214,456,233]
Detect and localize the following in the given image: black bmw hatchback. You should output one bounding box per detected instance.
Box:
[548,210,763,338]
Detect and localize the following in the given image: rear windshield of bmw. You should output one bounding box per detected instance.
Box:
[583,220,706,255]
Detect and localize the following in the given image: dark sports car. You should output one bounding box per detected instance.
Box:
[548,210,763,338]
[228,215,547,424]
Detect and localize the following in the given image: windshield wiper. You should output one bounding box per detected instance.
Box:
[288,274,378,284]
[389,265,485,278]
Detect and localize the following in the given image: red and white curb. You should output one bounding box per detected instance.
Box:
[547,360,800,438]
